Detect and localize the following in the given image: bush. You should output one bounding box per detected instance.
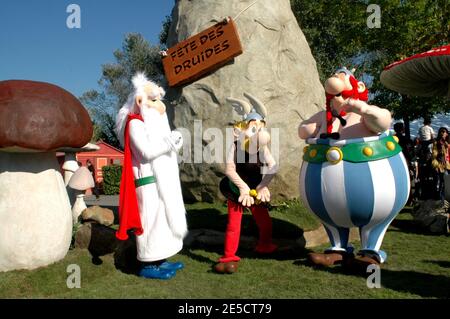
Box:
[102,165,122,195]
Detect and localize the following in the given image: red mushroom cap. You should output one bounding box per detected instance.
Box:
[380,44,450,98]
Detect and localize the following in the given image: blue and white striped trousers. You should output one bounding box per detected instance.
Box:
[299,137,410,263]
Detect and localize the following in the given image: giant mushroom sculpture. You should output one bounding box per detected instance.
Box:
[380,44,450,98]
[0,80,93,272]
[68,166,95,224]
[381,44,450,217]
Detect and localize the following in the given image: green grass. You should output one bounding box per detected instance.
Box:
[0,202,449,299]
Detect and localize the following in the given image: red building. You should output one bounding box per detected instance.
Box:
[76,141,124,183]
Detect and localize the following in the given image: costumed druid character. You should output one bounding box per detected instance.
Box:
[115,73,188,280]
[298,67,409,270]
[215,93,278,274]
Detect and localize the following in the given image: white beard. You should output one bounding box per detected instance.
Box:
[141,107,188,239]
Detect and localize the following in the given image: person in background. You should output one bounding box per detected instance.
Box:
[431,127,450,204]
[416,118,435,200]
[409,137,420,202]
[418,117,435,147]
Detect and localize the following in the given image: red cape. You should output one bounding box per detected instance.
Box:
[116,114,144,240]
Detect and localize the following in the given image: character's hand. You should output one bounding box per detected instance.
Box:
[159,50,168,57]
[342,98,369,115]
[238,187,254,207]
[171,131,183,151]
[167,131,183,153]
[256,186,271,202]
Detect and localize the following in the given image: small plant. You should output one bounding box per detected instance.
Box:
[102,165,122,195]
[70,221,82,250]
[270,198,303,211]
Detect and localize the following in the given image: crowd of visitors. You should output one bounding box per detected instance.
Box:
[394,118,450,205]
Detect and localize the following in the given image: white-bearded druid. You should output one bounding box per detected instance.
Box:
[115,73,187,280]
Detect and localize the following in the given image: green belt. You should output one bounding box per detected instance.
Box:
[135,176,156,188]
[303,135,401,164]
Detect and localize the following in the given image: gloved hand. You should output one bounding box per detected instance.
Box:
[256,186,271,202]
[166,131,183,153]
[238,186,254,207]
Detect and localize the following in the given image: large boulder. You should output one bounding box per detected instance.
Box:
[411,200,449,234]
[165,0,324,202]
[81,206,115,226]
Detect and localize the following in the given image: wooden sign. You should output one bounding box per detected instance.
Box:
[162,17,243,87]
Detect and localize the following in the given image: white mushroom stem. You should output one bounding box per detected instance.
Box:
[0,151,72,272]
[62,152,79,186]
[72,191,87,224]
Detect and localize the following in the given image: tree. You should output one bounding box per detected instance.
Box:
[290,0,367,83]
[363,0,450,138]
[290,0,449,138]
[81,90,120,147]
[159,15,172,49]
[81,33,166,148]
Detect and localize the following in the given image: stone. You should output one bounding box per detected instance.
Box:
[74,223,92,249]
[411,200,449,234]
[303,225,359,248]
[165,0,324,202]
[81,206,115,226]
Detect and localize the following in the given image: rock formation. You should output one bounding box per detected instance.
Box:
[165,0,324,202]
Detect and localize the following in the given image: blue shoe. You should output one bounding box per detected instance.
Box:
[159,261,184,271]
[139,265,176,280]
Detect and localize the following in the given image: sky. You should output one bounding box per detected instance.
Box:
[0,0,175,97]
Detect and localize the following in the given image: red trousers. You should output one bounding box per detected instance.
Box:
[218,200,277,263]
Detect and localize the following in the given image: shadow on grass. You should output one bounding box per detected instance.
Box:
[78,223,141,276]
[185,206,308,264]
[182,243,311,264]
[187,207,304,240]
[423,260,450,268]
[180,249,218,268]
[381,269,450,298]
[82,205,307,275]
[293,259,450,298]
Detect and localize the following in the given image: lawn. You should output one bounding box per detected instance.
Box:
[0,201,449,299]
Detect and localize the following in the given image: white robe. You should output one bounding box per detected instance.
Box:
[128,111,187,262]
